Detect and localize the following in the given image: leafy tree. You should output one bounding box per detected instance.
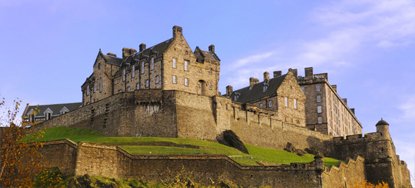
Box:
[0,98,43,187]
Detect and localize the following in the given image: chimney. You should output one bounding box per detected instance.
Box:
[226,85,233,96]
[342,98,348,105]
[122,48,137,60]
[273,71,282,78]
[172,25,183,38]
[350,108,355,114]
[305,67,313,78]
[208,44,215,53]
[106,52,116,57]
[139,43,146,52]
[289,68,298,77]
[331,85,337,93]
[249,77,259,89]
[263,72,270,83]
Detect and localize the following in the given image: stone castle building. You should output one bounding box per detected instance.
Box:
[28,25,412,187]
[82,26,220,105]
[298,67,362,136]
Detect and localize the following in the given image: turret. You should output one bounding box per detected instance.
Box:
[376,118,391,139]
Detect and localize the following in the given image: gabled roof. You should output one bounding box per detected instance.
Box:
[95,50,122,66]
[231,74,287,103]
[23,102,82,117]
[194,47,220,63]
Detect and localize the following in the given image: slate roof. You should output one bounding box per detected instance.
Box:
[98,50,122,66]
[23,102,82,117]
[134,38,174,59]
[231,74,287,103]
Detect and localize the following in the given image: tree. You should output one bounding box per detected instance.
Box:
[0,98,43,187]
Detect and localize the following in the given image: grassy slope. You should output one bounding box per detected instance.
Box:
[25,127,340,166]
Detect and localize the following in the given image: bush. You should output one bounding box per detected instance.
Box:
[34,167,64,187]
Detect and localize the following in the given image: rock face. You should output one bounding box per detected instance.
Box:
[217,130,249,154]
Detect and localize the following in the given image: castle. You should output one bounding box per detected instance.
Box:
[27,26,411,187]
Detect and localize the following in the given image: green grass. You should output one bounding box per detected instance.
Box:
[25,126,340,166]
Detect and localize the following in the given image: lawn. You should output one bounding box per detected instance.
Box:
[25,126,340,166]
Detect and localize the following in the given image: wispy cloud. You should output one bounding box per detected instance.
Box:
[225,0,415,89]
[398,96,415,121]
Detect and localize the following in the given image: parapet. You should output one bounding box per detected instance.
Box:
[332,132,383,144]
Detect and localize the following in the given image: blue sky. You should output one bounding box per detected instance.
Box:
[0,0,414,183]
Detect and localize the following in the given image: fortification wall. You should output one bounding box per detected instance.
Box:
[39,139,78,175]
[46,141,323,187]
[322,156,366,188]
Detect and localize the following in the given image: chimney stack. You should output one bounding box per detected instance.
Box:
[350,108,355,114]
[226,85,233,97]
[208,44,215,53]
[249,77,259,89]
[139,43,146,52]
[331,85,337,93]
[342,98,348,105]
[122,48,137,60]
[263,71,270,83]
[106,52,116,57]
[273,71,282,78]
[289,68,298,77]
[172,25,183,38]
[305,67,313,78]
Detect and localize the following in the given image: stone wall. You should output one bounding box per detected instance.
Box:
[46,141,323,188]
[38,139,78,175]
[322,156,366,188]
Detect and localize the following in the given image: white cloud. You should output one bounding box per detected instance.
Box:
[232,51,275,69]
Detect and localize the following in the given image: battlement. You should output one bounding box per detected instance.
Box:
[332,132,383,144]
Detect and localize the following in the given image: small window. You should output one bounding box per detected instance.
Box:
[97,63,101,69]
[45,113,52,120]
[268,100,272,108]
[294,99,297,109]
[317,95,321,103]
[318,117,323,124]
[132,65,135,78]
[317,106,322,113]
[155,75,160,84]
[122,69,126,81]
[145,79,150,88]
[284,97,288,107]
[172,58,177,68]
[184,60,189,71]
[172,75,177,84]
[150,58,154,70]
[259,103,264,108]
[184,78,189,86]
[263,85,268,92]
[316,84,321,92]
[86,85,90,96]
[141,62,145,73]
[136,83,140,90]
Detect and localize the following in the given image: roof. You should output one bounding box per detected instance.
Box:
[134,38,174,59]
[23,102,82,117]
[231,74,287,103]
[194,47,220,62]
[376,119,390,126]
[100,51,122,66]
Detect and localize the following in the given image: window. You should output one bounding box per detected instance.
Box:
[29,114,35,122]
[145,79,150,88]
[86,85,90,96]
[141,62,145,73]
[132,65,135,78]
[136,83,140,90]
[284,97,288,107]
[172,58,177,68]
[317,95,321,103]
[184,60,189,71]
[172,75,177,84]
[263,85,268,92]
[155,75,160,84]
[122,68,126,81]
[259,103,264,108]
[150,58,154,70]
[294,99,297,109]
[318,117,323,124]
[45,113,52,120]
[268,100,273,108]
[317,106,322,113]
[316,84,321,92]
[93,83,97,93]
[184,78,189,86]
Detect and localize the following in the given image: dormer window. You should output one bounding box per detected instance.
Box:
[263,84,268,92]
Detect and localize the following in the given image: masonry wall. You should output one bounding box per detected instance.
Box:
[322,156,366,188]
[39,140,78,176]
[54,142,323,188]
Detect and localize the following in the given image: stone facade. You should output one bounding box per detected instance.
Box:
[81,26,220,106]
[21,102,81,127]
[297,67,362,136]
